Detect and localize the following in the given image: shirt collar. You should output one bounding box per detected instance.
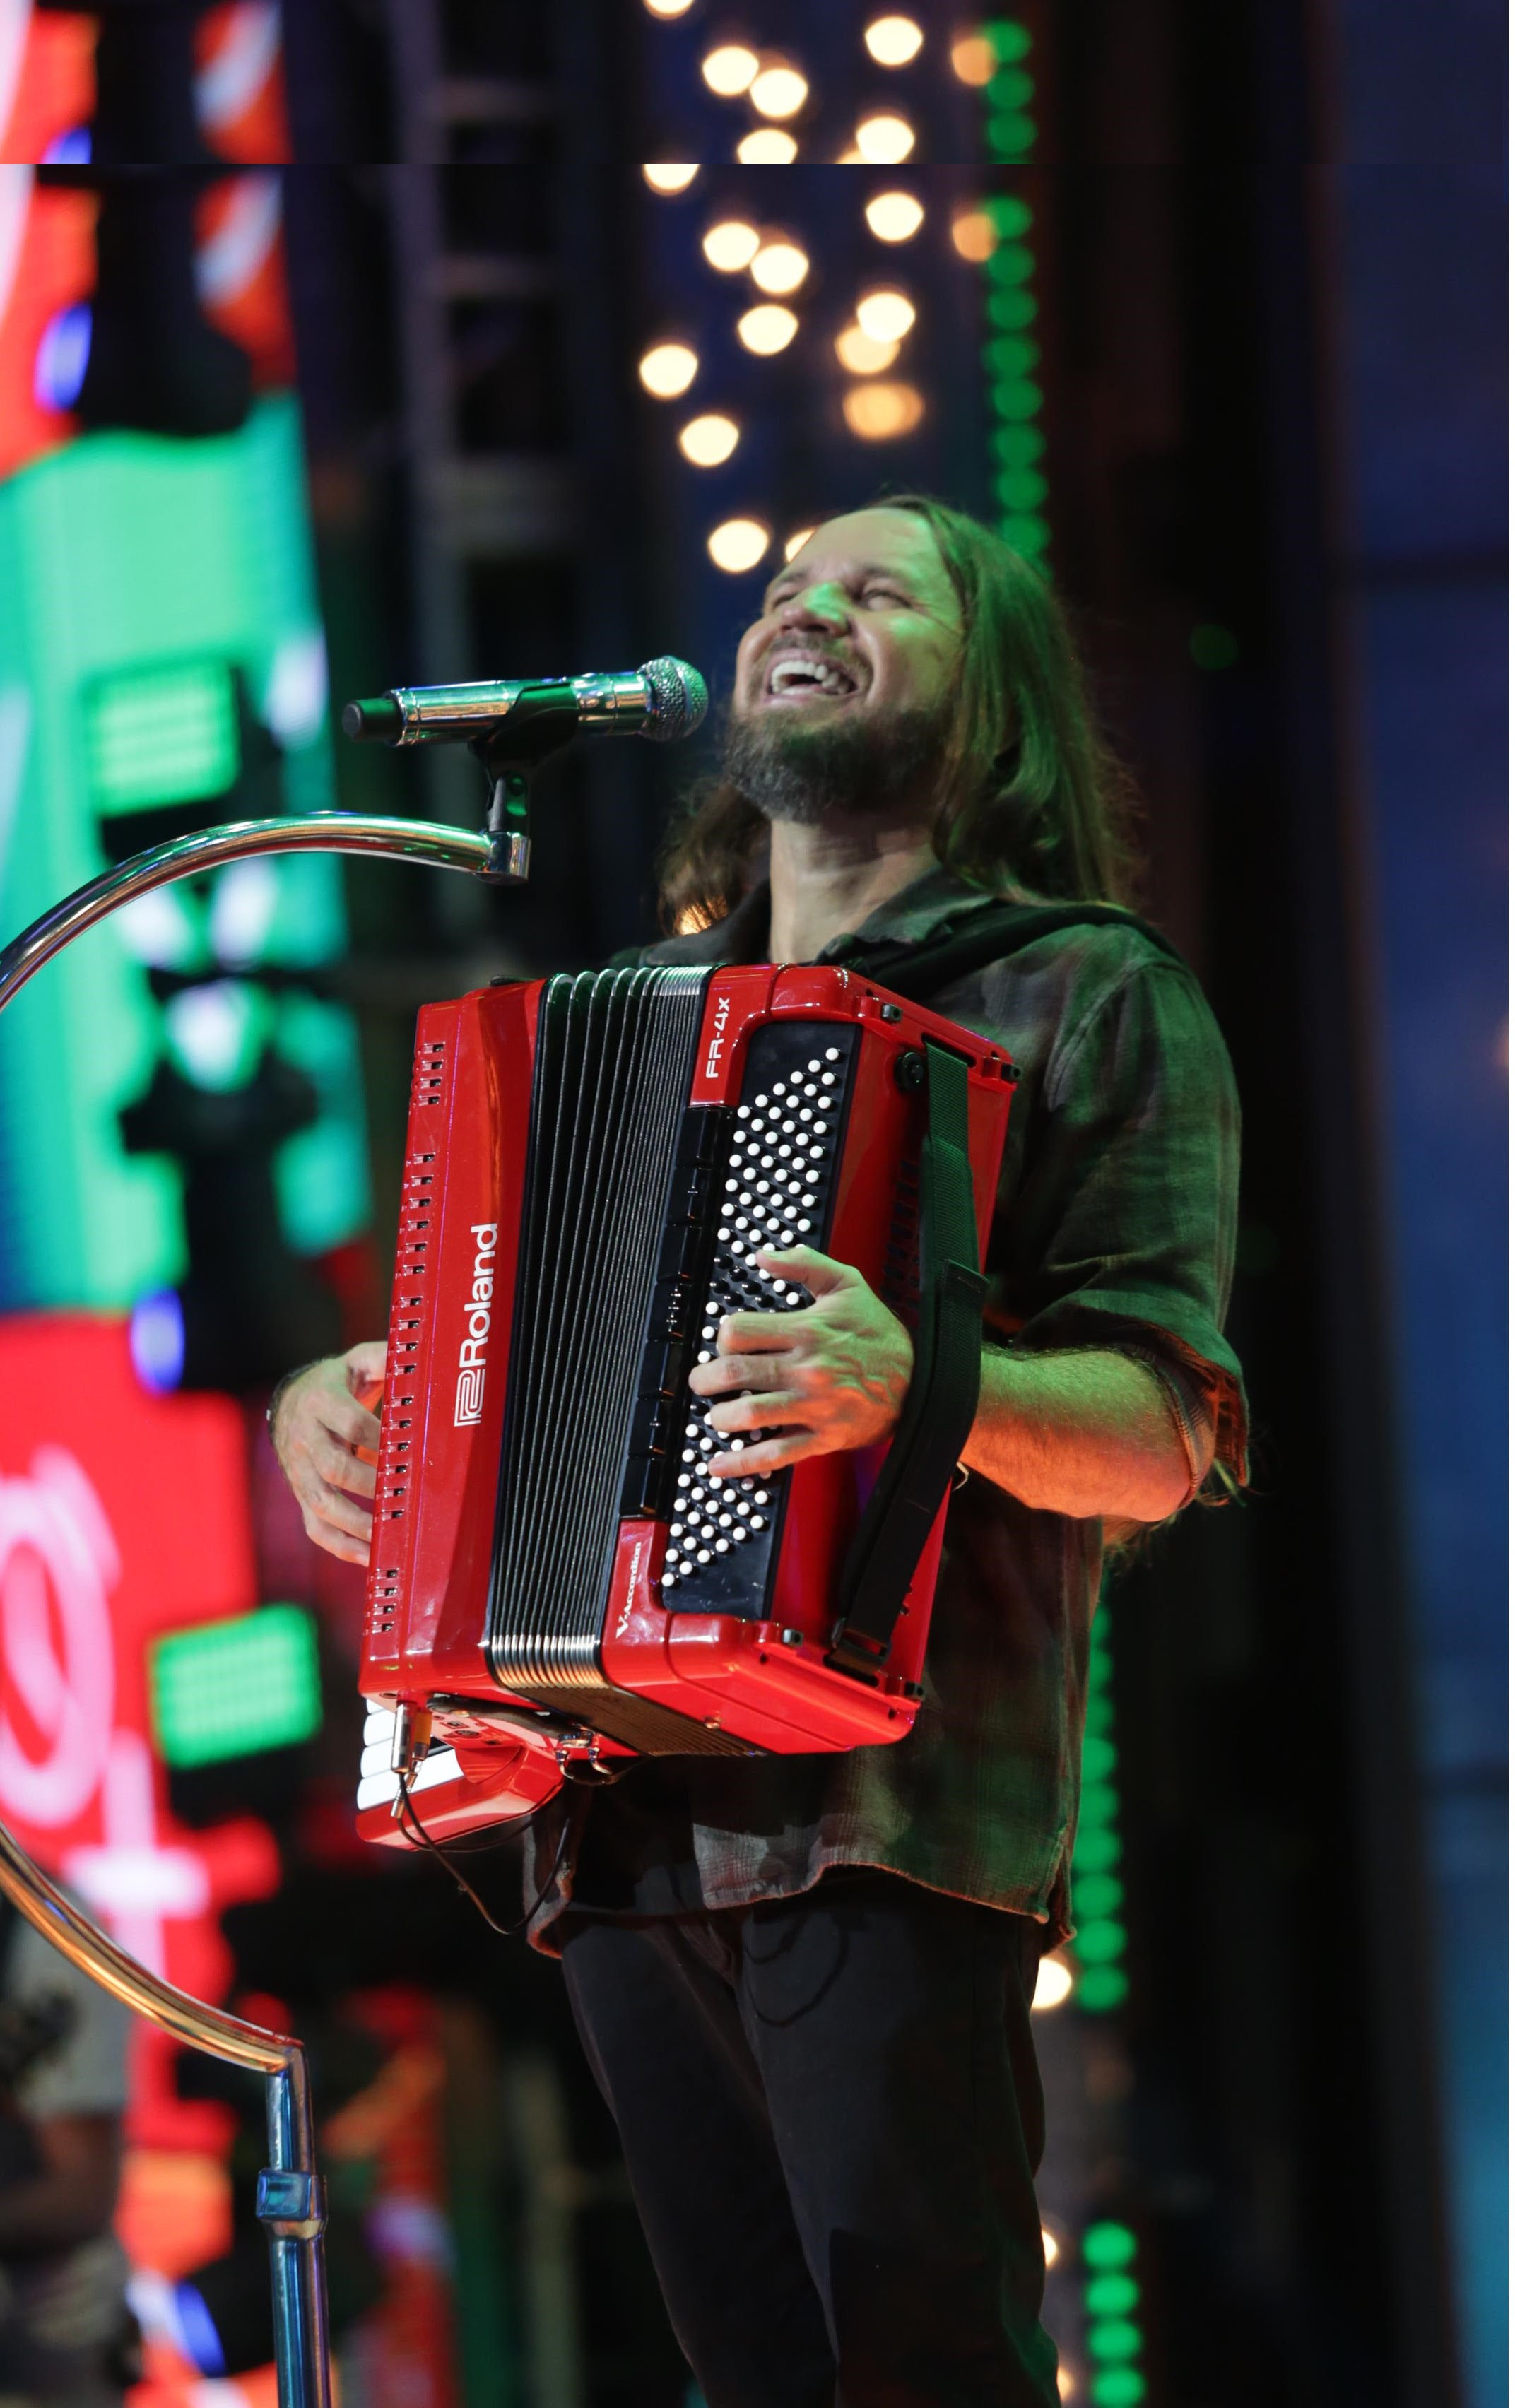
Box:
[641,865,1005,968]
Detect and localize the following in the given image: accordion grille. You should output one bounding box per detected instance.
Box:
[488,966,708,1694]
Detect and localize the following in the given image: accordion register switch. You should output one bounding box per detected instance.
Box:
[355,962,1016,1847]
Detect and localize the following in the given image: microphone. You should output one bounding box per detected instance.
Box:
[341,657,708,748]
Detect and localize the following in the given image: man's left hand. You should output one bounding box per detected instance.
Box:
[687,1246,913,1478]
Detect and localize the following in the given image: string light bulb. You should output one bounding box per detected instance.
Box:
[856,288,916,342]
[863,15,924,66]
[950,31,996,84]
[737,127,798,163]
[863,189,924,242]
[709,518,770,573]
[855,111,915,163]
[749,62,808,119]
[736,302,799,354]
[679,413,741,466]
[835,323,898,374]
[638,341,700,397]
[950,207,996,261]
[750,239,810,295]
[841,380,924,439]
[1031,1954,1074,2012]
[702,219,761,272]
[642,164,699,194]
[702,42,760,95]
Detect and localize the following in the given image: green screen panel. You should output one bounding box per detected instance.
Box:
[150,1603,322,1767]
[86,657,239,813]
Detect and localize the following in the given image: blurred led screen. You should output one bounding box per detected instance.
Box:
[149,1602,322,1767]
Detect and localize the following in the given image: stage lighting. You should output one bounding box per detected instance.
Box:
[856,288,916,341]
[1056,2372,1076,2402]
[644,0,695,13]
[678,413,740,466]
[708,518,770,573]
[737,128,798,162]
[736,302,798,354]
[749,62,808,118]
[703,42,760,95]
[703,219,761,271]
[164,981,271,1093]
[783,527,815,560]
[750,239,809,295]
[1042,2228,1060,2267]
[1031,1955,1073,2011]
[864,190,924,242]
[855,111,914,161]
[643,163,699,193]
[130,1289,186,1393]
[842,380,924,439]
[951,207,996,261]
[835,323,898,374]
[950,32,996,84]
[863,16,924,66]
[639,340,700,396]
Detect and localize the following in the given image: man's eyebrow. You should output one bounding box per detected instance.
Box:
[762,560,923,599]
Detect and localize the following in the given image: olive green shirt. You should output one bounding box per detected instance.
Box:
[527,868,1246,1952]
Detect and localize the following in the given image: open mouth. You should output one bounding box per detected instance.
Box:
[763,650,861,701]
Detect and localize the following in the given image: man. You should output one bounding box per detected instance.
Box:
[273,499,1246,2407]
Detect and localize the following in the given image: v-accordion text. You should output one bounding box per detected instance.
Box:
[357,963,1015,1846]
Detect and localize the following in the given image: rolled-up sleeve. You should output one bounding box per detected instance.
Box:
[990,956,1249,1486]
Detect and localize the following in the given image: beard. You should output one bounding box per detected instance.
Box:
[721,699,948,826]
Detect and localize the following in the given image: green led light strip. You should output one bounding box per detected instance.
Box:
[1071,1603,1128,2010]
[975,22,1048,562]
[1080,2221,1147,2404]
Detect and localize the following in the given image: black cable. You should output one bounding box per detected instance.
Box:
[394,1767,576,1937]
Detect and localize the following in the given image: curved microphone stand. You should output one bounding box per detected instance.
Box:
[0,810,502,2408]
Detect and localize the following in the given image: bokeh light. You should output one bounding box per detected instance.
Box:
[863,15,924,66]
[642,164,699,194]
[708,517,770,573]
[1042,2227,1060,2267]
[856,287,916,342]
[638,341,699,397]
[1031,1954,1074,2011]
[749,63,809,119]
[678,413,741,466]
[864,189,925,242]
[835,322,899,374]
[950,32,996,84]
[951,206,997,261]
[841,379,924,439]
[855,111,915,162]
[736,302,799,354]
[644,0,695,13]
[783,526,815,560]
[702,43,760,95]
[702,219,761,272]
[750,239,810,295]
[737,127,799,163]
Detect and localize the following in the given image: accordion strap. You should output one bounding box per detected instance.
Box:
[827,1039,986,1684]
[829,898,1183,1001]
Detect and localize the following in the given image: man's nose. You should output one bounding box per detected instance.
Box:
[777,580,849,630]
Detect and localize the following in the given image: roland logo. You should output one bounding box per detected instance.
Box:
[705,991,731,1081]
[454,1221,498,1427]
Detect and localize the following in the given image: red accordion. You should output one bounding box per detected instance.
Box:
[356,963,1015,1845]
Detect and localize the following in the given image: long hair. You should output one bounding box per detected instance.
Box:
[658,495,1143,932]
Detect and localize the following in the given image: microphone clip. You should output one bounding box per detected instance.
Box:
[471,690,579,885]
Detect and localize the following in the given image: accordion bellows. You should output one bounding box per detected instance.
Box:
[357,963,1015,1846]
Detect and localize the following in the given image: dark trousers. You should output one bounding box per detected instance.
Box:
[560,1870,1061,2408]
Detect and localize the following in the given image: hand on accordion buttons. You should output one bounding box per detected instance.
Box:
[688,1246,914,1477]
[269,1340,387,1565]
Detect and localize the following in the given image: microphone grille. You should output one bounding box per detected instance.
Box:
[639,656,709,742]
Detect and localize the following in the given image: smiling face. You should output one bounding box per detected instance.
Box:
[724,507,965,826]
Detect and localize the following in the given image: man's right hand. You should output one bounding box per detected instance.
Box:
[269,1341,386,1566]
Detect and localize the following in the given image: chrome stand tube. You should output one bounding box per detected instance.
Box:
[0,809,502,2408]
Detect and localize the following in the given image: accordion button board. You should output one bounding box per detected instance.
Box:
[355,962,1015,1850]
